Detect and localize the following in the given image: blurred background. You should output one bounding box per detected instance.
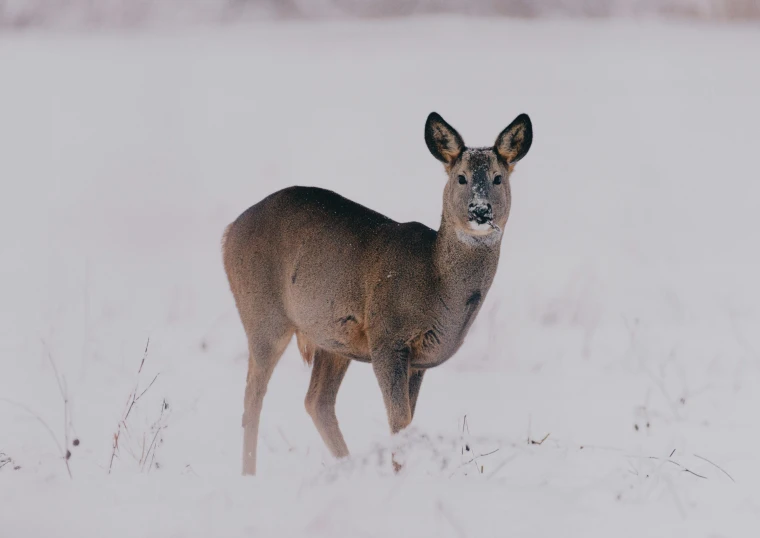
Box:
[1,0,758,27]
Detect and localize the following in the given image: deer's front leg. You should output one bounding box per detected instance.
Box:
[408,368,426,420]
[372,345,412,435]
[372,345,413,473]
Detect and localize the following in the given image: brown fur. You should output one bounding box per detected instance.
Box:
[223,112,533,475]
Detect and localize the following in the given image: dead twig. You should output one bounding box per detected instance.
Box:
[530,432,551,446]
[137,338,149,374]
[449,448,500,478]
[142,425,162,472]
[135,373,160,403]
[109,338,160,474]
[457,414,486,474]
[141,398,168,472]
[0,451,20,471]
[119,340,152,425]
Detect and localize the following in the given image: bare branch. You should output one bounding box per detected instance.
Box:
[530,432,551,445]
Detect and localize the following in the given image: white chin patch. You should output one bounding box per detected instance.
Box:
[468,221,493,232]
[456,225,502,246]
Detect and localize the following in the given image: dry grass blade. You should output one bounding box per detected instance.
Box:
[42,342,67,406]
[487,453,519,480]
[41,341,74,479]
[0,398,71,479]
[137,338,150,374]
[646,456,708,479]
[694,454,735,483]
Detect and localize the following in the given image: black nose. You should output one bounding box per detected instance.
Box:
[468,202,493,224]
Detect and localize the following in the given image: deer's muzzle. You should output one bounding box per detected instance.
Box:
[468,202,493,225]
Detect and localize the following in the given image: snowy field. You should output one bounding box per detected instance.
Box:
[2,16,760,537]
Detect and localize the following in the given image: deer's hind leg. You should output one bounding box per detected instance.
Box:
[241,314,293,476]
[304,349,351,458]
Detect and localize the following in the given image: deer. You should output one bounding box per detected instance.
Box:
[222,112,533,475]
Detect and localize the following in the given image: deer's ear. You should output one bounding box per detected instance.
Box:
[495,114,532,164]
[425,112,465,165]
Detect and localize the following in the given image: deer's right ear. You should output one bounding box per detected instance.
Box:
[425,112,465,165]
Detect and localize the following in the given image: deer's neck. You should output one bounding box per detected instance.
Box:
[433,216,502,305]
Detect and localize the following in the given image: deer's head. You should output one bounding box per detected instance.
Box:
[425,112,532,243]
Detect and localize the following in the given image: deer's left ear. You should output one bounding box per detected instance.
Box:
[495,114,532,164]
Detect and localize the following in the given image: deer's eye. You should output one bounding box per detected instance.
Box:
[458,175,467,185]
[493,175,503,185]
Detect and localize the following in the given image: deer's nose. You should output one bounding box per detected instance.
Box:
[468,202,493,224]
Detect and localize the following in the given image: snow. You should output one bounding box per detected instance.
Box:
[2,16,760,538]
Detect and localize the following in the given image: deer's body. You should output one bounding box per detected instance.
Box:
[223,113,532,475]
[225,186,495,369]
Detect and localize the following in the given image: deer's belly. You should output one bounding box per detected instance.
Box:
[304,314,372,362]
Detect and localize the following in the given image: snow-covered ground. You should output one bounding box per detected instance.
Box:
[1,17,760,537]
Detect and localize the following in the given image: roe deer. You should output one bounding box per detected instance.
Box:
[223,112,532,475]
